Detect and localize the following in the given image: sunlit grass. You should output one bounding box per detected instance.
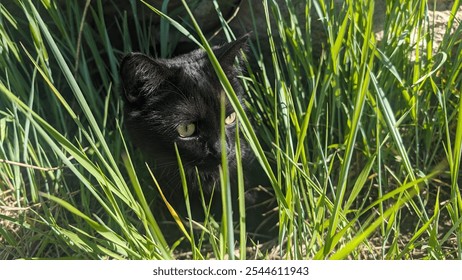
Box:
[1,0,462,259]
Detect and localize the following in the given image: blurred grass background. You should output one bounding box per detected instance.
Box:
[1,0,462,259]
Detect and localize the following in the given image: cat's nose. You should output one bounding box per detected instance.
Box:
[207,140,223,159]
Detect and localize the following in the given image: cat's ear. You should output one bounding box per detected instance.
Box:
[214,34,249,67]
[119,53,168,104]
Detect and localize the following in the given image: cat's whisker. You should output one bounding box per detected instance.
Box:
[163,80,188,101]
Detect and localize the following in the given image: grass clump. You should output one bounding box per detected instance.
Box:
[1,0,462,259]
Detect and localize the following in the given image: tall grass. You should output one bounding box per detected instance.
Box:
[1,0,461,259]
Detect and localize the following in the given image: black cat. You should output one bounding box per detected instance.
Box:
[120,36,278,241]
[119,36,255,203]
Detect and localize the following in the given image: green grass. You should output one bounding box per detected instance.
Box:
[1,0,462,259]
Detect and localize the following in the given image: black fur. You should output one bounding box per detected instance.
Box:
[119,36,251,197]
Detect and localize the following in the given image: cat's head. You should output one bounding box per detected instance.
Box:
[119,36,250,191]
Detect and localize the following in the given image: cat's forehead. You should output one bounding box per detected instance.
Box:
[177,86,230,111]
[157,47,236,108]
[165,54,219,91]
[168,49,209,68]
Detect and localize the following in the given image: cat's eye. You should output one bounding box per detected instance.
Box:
[225,112,237,125]
[177,123,196,138]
